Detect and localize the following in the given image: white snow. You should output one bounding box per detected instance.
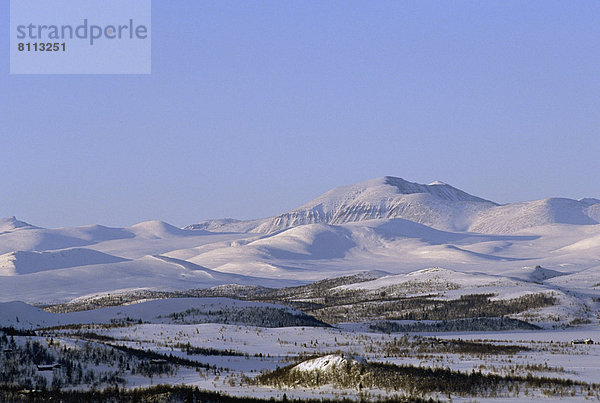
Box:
[0,298,303,329]
[0,216,35,233]
[185,177,599,234]
[0,175,598,325]
[293,354,366,372]
[0,248,128,276]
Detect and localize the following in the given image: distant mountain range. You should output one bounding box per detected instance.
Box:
[186,176,600,234]
[0,176,599,321]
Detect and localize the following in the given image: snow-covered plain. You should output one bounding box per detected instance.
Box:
[46,323,600,400]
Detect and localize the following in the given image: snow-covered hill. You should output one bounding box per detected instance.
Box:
[469,198,600,233]
[127,220,204,238]
[0,253,301,303]
[0,221,133,255]
[0,248,128,275]
[293,354,366,374]
[0,298,317,329]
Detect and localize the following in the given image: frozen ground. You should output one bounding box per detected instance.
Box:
[4,322,594,401]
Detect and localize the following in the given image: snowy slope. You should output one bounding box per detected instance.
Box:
[469,198,600,234]
[0,254,301,303]
[545,265,600,289]
[335,267,522,296]
[330,266,598,327]
[293,354,366,373]
[247,224,356,260]
[0,248,128,276]
[0,298,310,329]
[184,218,541,278]
[0,222,134,254]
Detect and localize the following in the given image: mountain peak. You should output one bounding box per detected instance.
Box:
[380,176,495,204]
[0,216,35,233]
[242,176,497,233]
[185,176,501,234]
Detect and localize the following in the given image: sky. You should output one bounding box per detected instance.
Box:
[2,0,600,228]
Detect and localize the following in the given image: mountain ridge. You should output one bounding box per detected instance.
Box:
[186,176,600,234]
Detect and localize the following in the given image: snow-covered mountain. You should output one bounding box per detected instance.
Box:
[186,176,600,234]
[187,177,498,233]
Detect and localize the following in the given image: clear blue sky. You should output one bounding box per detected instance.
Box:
[2,0,599,228]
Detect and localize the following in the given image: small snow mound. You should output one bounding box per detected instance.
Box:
[293,354,367,373]
[428,180,447,186]
[128,220,189,238]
